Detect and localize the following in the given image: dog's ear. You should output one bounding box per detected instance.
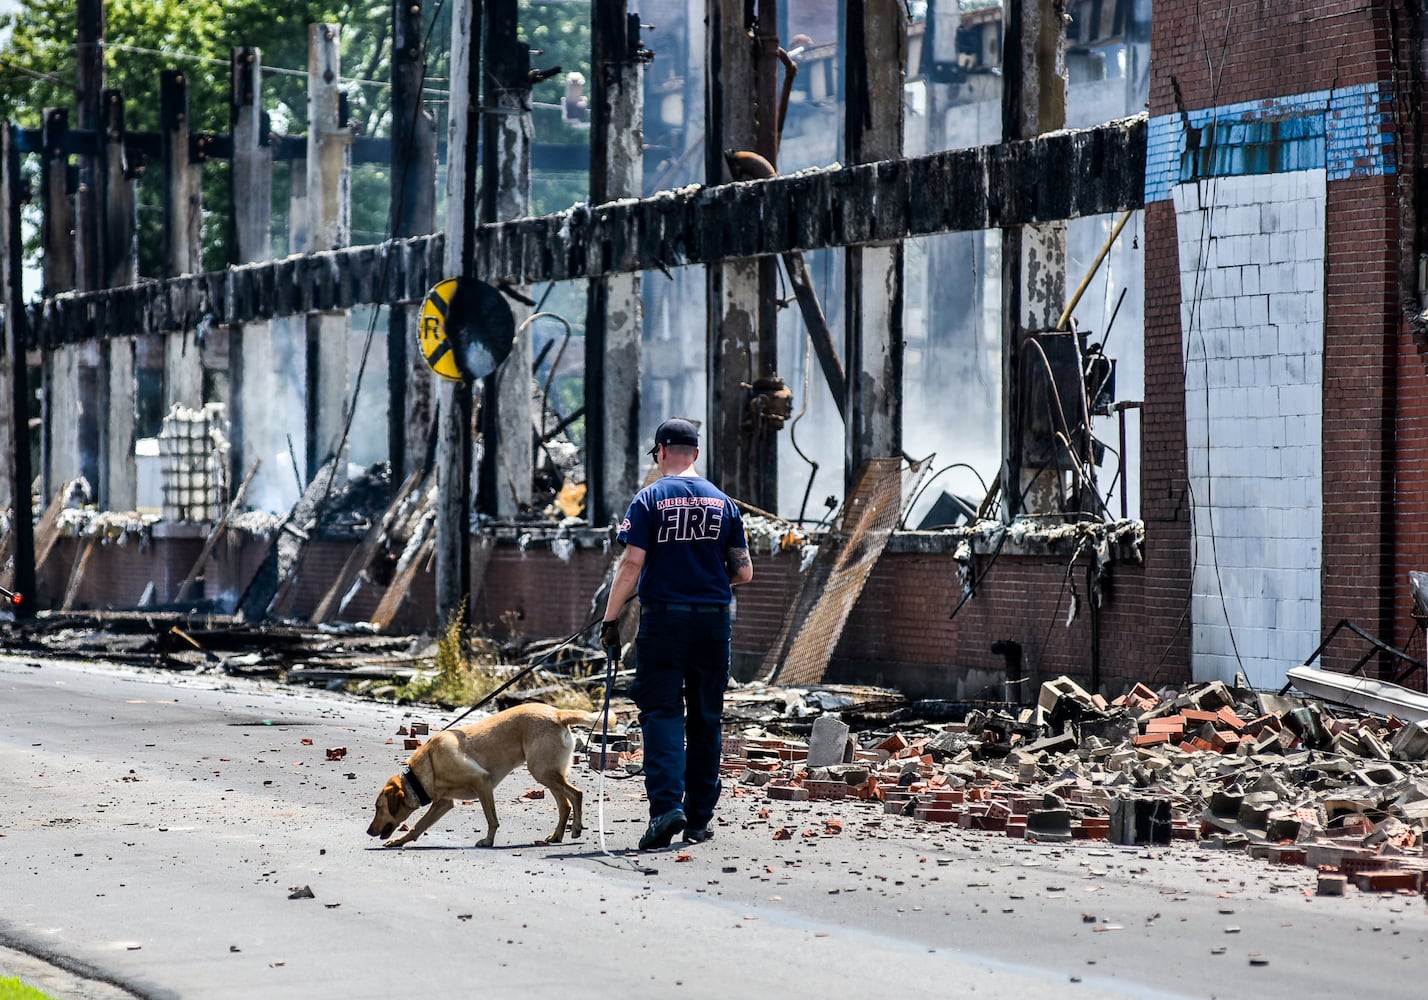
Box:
[394,774,423,810]
[377,776,408,813]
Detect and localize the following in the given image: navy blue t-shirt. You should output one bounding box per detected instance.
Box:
[617,474,748,605]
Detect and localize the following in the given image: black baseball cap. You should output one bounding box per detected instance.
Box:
[649,417,700,455]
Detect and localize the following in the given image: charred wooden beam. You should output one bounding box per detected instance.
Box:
[706,0,758,503]
[98,89,138,510]
[306,24,354,481]
[476,0,534,519]
[161,69,204,410]
[1,123,37,616]
[844,0,907,489]
[229,47,277,500]
[25,118,1146,348]
[584,2,645,526]
[1001,0,1070,520]
[389,0,438,481]
[433,0,482,629]
[38,108,74,500]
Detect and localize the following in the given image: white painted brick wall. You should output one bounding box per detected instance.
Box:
[1174,169,1325,690]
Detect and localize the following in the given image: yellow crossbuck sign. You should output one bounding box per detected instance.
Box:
[419,278,464,381]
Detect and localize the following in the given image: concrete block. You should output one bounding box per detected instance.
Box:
[830,764,870,786]
[1355,764,1403,786]
[1110,797,1134,845]
[1316,873,1347,896]
[808,715,852,767]
[1025,808,1074,843]
[1390,721,1428,762]
[1113,796,1173,846]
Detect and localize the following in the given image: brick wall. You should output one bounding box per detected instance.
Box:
[1323,173,1400,668]
[35,531,1153,700]
[1147,0,1418,681]
[1141,198,1194,683]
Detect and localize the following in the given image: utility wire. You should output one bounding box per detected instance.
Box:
[0,57,73,88]
[100,41,419,91]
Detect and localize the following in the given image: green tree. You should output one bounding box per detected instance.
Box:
[0,0,591,273]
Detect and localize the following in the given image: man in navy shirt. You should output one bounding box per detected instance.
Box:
[601,418,753,849]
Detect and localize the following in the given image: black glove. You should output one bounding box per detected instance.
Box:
[599,619,621,651]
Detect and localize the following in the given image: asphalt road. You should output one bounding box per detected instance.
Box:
[1,652,1425,1000]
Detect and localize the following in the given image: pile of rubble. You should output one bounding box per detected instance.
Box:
[693,675,1428,898]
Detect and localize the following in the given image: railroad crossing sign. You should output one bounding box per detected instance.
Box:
[418,277,515,381]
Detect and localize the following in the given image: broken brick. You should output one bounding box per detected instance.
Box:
[875,733,909,754]
[1145,716,1185,734]
[803,779,849,800]
[1353,870,1422,892]
[914,805,961,823]
[766,784,810,801]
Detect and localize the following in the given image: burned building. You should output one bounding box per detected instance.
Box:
[0,0,1420,703]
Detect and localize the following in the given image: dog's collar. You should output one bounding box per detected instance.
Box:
[401,765,432,807]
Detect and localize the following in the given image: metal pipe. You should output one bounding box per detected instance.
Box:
[1057,209,1133,332]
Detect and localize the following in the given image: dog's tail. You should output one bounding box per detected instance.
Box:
[558,708,609,730]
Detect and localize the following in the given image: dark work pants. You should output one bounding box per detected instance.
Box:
[629,605,732,826]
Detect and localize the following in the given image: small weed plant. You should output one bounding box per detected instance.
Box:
[392,604,593,712]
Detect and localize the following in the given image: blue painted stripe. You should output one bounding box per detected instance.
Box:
[1144,82,1393,202]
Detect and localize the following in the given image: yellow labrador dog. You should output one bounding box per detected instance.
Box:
[367,703,603,848]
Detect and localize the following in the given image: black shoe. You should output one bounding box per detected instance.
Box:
[639,809,687,850]
[682,824,714,844]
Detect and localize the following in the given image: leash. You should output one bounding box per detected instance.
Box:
[596,638,657,874]
[437,613,605,731]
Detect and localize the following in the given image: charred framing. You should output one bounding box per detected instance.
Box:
[0,0,1155,695]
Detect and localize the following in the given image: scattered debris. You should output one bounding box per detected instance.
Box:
[712,672,1428,901]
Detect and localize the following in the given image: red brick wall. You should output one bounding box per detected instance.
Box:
[39,534,204,609]
[31,532,1151,700]
[1149,0,1388,115]
[1394,314,1428,655]
[826,551,1150,695]
[1139,198,1193,682]
[1323,175,1401,667]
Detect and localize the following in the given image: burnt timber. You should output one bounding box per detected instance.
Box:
[23,118,1145,349]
